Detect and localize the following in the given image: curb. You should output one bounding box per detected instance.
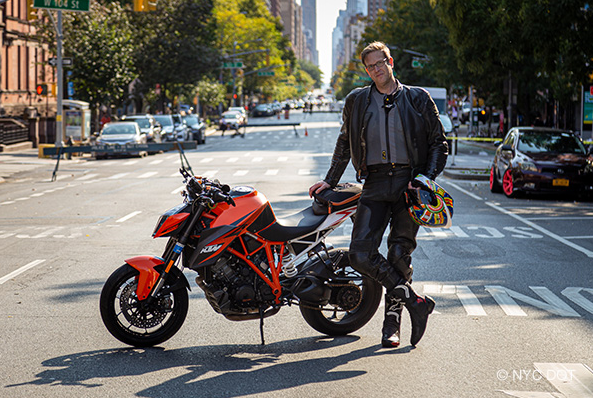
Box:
[443,168,490,181]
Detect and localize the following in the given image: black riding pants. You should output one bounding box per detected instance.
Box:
[348,167,419,290]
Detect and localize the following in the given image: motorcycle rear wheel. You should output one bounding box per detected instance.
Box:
[100,264,189,347]
[299,272,382,336]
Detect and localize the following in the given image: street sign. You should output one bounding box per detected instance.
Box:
[33,0,90,12]
[223,62,243,68]
[257,71,275,76]
[411,58,425,68]
[48,57,73,67]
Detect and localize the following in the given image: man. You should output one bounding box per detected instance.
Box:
[309,41,448,348]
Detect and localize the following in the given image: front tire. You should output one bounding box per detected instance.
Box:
[100,264,189,347]
[490,166,502,193]
[300,265,382,336]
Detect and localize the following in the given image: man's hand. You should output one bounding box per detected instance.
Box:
[309,181,330,197]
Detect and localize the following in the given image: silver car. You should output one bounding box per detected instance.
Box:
[94,122,148,159]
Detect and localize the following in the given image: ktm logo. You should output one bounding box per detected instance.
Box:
[200,244,222,254]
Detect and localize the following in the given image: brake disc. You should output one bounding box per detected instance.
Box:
[119,280,170,328]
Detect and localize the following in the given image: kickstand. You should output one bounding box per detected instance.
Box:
[259,307,266,345]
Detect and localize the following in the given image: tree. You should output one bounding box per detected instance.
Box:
[59,2,136,108]
[197,78,226,119]
[298,59,323,89]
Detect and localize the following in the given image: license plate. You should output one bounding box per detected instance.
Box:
[553,178,569,187]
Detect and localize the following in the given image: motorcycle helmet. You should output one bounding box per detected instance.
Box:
[404,174,454,228]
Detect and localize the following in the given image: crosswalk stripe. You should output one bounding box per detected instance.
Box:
[265,169,279,176]
[76,173,99,181]
[108,172,129,180]
[150,159,163,165]
[138,171,158,179]
[234,170,248,176]
[116,211,142,223]
[200,158,213,163]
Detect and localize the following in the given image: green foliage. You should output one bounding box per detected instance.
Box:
[298,59,323,89]
[197,78,226,114]
[61,1,136,107]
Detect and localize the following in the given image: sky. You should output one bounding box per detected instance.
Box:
[316,0,347,86]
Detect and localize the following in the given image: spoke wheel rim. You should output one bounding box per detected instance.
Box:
[503,169,514,196]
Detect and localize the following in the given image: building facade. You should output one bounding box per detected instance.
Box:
[1,0,56,149]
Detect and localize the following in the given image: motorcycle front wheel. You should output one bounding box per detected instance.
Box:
[100,264,189,347]
[299,271,382,336]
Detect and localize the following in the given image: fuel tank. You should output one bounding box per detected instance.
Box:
[208,186,276,232]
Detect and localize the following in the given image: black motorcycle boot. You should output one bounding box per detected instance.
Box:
[381,294,403,348]
[388,283,435,346]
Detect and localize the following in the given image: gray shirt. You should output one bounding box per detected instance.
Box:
[366,86,409,165]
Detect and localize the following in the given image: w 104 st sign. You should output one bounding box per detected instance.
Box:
[33,0,90,12]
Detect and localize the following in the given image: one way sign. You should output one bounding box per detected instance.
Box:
[48,57,73,67]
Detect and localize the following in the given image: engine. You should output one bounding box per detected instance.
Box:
[195,253,276,320]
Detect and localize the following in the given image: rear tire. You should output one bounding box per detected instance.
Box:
[299,259,382,336]
[100,264,188,347]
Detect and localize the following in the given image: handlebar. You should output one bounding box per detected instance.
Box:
[179,168,235,207]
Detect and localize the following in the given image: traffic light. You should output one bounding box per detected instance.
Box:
[133,0,156,11]
[36,84,48,96]
[26,0,39,21]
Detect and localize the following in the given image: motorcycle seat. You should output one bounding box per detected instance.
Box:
[258,206,326,241]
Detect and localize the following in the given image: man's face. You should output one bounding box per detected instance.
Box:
[364,50,393,86]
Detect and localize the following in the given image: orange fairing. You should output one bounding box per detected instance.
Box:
[125,256,164,300]
[153,212,190,238]
[210,189,271,228]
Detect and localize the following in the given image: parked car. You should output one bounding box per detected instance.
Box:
[251,104,274,117]
[181,114,206,144]
[121,114,162,144]
[94,122,148,159]
[219,111,246,132]
[227,106,248,124]
[460,103,488,124]
[490,127,593,198]
[152,114,190,141]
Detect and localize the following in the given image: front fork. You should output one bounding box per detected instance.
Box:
[129,202,205,302]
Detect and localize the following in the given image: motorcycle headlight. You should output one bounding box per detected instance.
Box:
[519,161,538,172]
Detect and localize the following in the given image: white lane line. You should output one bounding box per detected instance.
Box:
[200,158,213,163]
[150,159,164,165]
[252,157,263,162]
[171,186,184,195]
[0,201,16,205]
[138,171,158,179]
[76,173,99,181]
[234,170,249,176]
[227,157,238,163]
[108,172,129,180]
[277,156,288,162]
[0,259,46,285]
[123,160,139,165]
[116,211,142,223]
[265,169,279,176]
[30,193,44,197]
[444,180,484,201]
[298,169,311,175]
[456,285,488,316]
[203,170,218,177]
[534,363,593,397]
[485,202,593,258]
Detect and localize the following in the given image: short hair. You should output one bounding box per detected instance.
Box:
[361,41,391,67]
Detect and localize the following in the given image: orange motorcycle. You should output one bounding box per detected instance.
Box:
[100,168,381,346]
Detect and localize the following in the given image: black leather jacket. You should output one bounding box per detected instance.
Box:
[324,81,448,186]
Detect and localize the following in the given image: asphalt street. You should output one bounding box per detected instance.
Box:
[0,110,592,398]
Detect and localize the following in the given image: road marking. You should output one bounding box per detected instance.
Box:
[0,259,46,285]
[485,285,580,317]
[298,169,311,175]
[108,172,129,180]
[485,202,593,258]
[75,173,99,181]
[277,156,288,162]
[234,170,249,176]
[227,157,238,163]
[123,160,138,165]
[0,201,16,205]
[424,284,487,316]
[200,157,213,163]
[203,170,218,177]
[138,171,158,179]
[562,287,593,315]
[252,157,263,162]
[265,169,279,176]
[116,211,142,223]
[501,363,593,397]
[444,180,484,200]
[171,186,184,195]
[150,159,163,165]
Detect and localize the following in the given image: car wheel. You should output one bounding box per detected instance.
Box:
[490,166,502,193]
[197,131,205,145]
[502,168,516,198]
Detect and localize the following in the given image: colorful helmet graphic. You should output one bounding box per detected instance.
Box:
[404,174,454,228]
